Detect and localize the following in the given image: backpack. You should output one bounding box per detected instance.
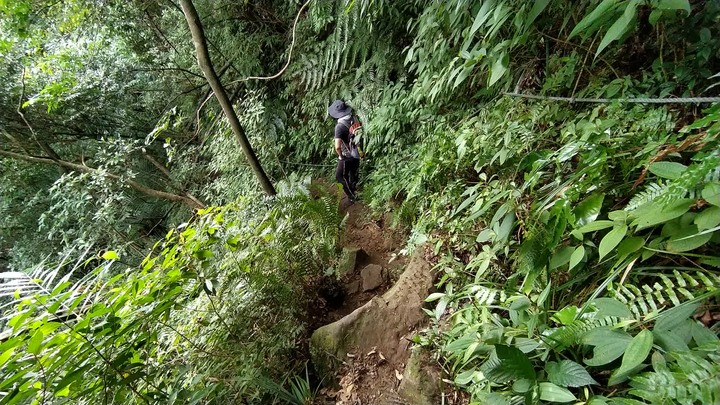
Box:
[342,116,365,159]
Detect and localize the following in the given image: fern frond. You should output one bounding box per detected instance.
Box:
[469,285,506,306]
[547,316,622,350]
[0,248,101,326]
[628,342,720,404]
[609,269,720,320]
[626,182,667,211]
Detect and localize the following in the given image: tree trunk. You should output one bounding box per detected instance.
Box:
[179,0,277,196]
[0,149,205,209]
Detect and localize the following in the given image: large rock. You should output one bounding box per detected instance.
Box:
[398,348,441,405]
[360,264,384,291]
[336,247,363,276]
[310,248,433,379]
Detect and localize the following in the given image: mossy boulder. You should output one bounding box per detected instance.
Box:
[398,348,441,405]
[310,248,433,383]
[336,247,363,277]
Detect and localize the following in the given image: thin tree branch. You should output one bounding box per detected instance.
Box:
[140,149,206,208]
[0,149,204,209]
[16,68,65,170]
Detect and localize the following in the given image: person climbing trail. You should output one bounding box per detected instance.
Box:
[328,99,364,202]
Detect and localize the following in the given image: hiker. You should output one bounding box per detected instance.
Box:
[328,99,364,202]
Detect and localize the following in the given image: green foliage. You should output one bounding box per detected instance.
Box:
[2,0,720,403]
[628,342,720,404]
[570,0,691,57]
[0,190,343,404]
[376,93,720,403]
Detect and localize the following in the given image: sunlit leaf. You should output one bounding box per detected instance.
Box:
[599,225,628,260]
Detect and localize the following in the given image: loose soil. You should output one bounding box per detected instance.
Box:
[325,201,408,323]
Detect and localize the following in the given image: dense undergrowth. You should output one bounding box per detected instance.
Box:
[398,98,720,404]
[1,0,720,403]
[0,189,343,404]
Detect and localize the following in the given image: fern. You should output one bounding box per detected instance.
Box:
[627,342,720,405]
[546,316,622,351]
[626,182,667,211]
[627,152,720,211]
[609,269,720,320]
[469,285,506,306]
[0,249,99,320]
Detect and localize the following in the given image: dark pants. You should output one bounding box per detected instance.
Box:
[336,157,359,200]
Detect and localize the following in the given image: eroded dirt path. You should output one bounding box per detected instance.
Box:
[325,201,408,323]
[311,191,439,405]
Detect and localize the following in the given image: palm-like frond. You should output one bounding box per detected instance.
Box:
[0,247,103,330]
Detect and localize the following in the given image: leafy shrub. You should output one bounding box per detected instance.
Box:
[0,190,342,404]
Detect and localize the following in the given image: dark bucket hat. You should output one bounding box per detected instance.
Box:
[328,99,352,119]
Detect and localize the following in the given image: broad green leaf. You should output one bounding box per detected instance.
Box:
[509,295,531,310]
[608,210,628,222]
[553,306,579,325]
[577,220,615,233]
[454,369,476,385]
[481,345,536,383]
[631,199,693,230]
[647,161,687,180]
[0,348,15,366]
[476,228,496,242]
[592,298,632,318]
[546,360,598,387]
[526,0,550,26]
[648,8,663,25]
[539,382,577,403]
[474,393,511,405]
[690,321,719,345]
[496,212,516,241]
[574,193,605,227]
[617,236,644,260]
[569,245,585,270]
[435,297,448,320]
[702,182,720,206]
[666,230,713,252]
[550,246,575,269]
[27,329,44,355]
[469,1,494,38]
[656,0,691,14]
[695,206,720,230]
[569,0,620,38]
[584,329,633,366]
[653,329,689,352]
[599,225,628,260]
[512,378,533,393]
[595,0,640,57]
[608,329,653,385]
[102,251,119,260]
[425,292,445,302]
[654,301,700,331]
[489,52,509,86]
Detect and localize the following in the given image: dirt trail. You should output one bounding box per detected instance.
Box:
[309,187,439,404]
[324,201,408,323]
